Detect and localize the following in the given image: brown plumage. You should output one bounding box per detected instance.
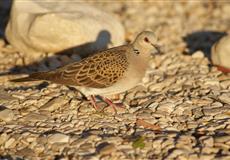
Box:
[11,46,129,88]
[10,31,161,111]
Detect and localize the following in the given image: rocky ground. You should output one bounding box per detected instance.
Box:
[0,1,230,160]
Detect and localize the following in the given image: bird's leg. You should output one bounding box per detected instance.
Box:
[111,94,126,109]
[101,96,117,113]
[89,95,101,111]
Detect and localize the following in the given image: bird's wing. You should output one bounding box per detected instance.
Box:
[52,47,129,88]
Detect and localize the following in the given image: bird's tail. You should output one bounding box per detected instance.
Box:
[10,71,54,82]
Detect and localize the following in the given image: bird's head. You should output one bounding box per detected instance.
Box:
[132,31,162,56]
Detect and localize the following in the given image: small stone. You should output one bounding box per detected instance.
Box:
[23,113,48,122]
[211,35,230,70]
[192,107,203,119]
[39,97,68,112]
[201,147,219,154]
[214,135,230,143]
[4,138,16,148]
[78,143,95,156]
[48,133,70,144]
[157,102,175,113]
[16,147,36,157]
[0,108,15,122]
[0,133,9,145]
[219,93,230,105]
[33,144,45,154]
[204,80,220,86]
[166,148,187,159]
[192,50,204,58]
[199,136,214,147]
[199,154,215,160]
[97,143,116,155]
[0,90,17,103]
[220,80,230,89]
[0,39,5,48]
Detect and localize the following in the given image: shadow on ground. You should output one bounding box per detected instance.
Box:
[183,30,227,61]
[0,0,12,39]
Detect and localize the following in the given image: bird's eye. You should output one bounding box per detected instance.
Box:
[144,37,149,43]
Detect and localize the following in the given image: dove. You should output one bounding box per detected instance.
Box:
[10,31,161,111]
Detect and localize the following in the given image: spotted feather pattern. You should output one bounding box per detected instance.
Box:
[44,47,129,88]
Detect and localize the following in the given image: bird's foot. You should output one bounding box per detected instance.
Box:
[89,95,126,113]
[101,97,126,113]
[89,95,102,111]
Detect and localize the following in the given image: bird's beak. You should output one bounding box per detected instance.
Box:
[151,43,163,55]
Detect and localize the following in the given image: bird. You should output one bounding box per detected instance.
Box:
[10,31,162,111]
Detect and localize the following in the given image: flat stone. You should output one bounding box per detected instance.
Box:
[0,89,17,103]
[214,135,230,143]
[0,133,9,145]
[23,112,48,122]
[0,39,5,48]
[157,102,176,113]
[0,108,15,122]
[192,50,205,58]
[219,93,230,105]
[204,80,220,86]
[192,107,203,119]
[211,35,230,69]
[16,147,36,157]
[4,137,16,148]
[203,107,224,116]
[98,143,116,155]
[199,136,214,147]
[220,80,230,89]
[77,143,95,156]
[39,97,68,112]
[48,133,70,144]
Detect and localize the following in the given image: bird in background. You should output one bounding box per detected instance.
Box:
[10,31,162,111]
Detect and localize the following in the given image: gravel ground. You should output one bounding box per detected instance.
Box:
[0,1,230,160]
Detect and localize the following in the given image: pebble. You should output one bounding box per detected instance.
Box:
[77,143,95,156]
[48,133,70,144]
[98,143,116,155]
[0,108,15,122]
[16,147,36,157]
[203,107,223,116]
[0,90,17,103]
[219,93,230,104]
[192,107,204,119]
[0,39,5,48]
[204,80,220,86]
[192,51,204,58]
[220,80,230,89]
[4,138,16,148]
[23,112,48,122]
[166,148,187,159]
[157,102,175,113]
[0,133,9,145]
[214,135,230,143]
[199,136,214,147]
[39,97,68,112]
